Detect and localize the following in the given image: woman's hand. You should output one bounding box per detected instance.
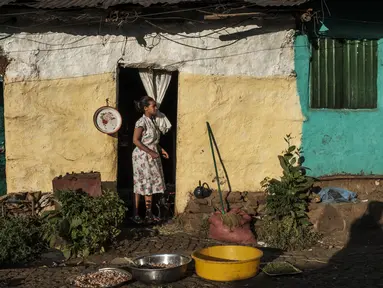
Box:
[149,151,160,159]
[161,148,169,159]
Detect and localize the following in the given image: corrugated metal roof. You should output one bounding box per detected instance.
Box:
[0,0,16,5]
[245,0,309,6]
[0,0,310,8]
[2,0,201,8]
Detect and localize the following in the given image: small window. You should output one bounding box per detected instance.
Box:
[310,38,378,109]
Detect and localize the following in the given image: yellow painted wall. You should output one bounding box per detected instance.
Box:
[176,73,304,213]
[3,71,303,216]
[4,73,117,193]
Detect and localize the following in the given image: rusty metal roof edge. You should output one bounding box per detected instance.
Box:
[244,0,311,6]
[0,0,312,9]
[0,0,16,6]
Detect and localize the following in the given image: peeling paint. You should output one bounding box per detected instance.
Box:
[0,47,10,76]
[0,25,295,82]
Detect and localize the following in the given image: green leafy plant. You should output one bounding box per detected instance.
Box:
[261,134,316,225]
[41,189,126,259]
[259,134,320,250]
[0,216,44,265]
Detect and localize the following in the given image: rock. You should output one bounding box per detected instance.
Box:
[185,191,265,217]
[241,202,259,215]
[225,193,243,203]
[193,198,210,205]
[110,257,134,266]
[184,200,214,214]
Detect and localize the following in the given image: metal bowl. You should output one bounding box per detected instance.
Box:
[127,253,192,285]
[68,267,133,288]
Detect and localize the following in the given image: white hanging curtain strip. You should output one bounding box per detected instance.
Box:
[138,68,172,134]
[154,71,172,108]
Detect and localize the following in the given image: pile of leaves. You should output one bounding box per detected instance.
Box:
[0,216,44,265]
[41,189,126,259]
[258,134,321,250]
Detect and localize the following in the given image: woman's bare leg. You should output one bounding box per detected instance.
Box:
[134,193,140,216]
[145,195,152,216]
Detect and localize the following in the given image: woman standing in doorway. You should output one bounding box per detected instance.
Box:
[132,96,169,224]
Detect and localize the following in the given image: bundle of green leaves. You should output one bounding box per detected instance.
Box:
[0,216,44,265]
[41,189,126,259]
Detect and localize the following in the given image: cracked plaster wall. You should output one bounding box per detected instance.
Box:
[0,23,303,213]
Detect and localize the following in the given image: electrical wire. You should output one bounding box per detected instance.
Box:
[159,33,240,50]
[0,10,261,50]
[144,17,255,39]
[0,3,252,18]
[8,35,89,46]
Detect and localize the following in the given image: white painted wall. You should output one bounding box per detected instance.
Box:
[0,23,295,81]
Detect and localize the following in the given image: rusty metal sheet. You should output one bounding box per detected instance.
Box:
[0,0,16,5]
[52,171,102,197]
[1,0,201,8]
[0,0,311,8]
[244,0,310,6]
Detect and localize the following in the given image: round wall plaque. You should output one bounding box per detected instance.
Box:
[93,106,122,134]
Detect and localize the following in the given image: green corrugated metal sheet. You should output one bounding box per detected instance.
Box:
[310,38,378,109]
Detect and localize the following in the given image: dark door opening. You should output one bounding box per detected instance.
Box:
[117,67,178,217]
[0,77,5,196]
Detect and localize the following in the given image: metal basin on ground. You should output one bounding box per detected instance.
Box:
[192,245,263,282]
[127,253,191,285]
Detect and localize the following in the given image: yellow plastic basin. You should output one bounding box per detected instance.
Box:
[191,245,263,282]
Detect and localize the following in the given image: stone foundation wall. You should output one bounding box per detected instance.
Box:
[178,191,265,235]
[179,178,383,246]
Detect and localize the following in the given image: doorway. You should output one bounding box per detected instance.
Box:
[0,77,5,196]
[117,67,178,216]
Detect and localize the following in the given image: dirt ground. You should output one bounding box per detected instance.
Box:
[1,222,383,288]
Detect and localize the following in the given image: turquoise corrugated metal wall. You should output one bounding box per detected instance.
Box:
[311,38,378,109]
[296,36,383,177]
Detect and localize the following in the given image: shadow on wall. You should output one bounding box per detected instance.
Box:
[313,201,383,287]
[238,201,383,288]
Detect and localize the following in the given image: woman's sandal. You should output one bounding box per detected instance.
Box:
[145,214,161,224]
[132,215,143,224]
